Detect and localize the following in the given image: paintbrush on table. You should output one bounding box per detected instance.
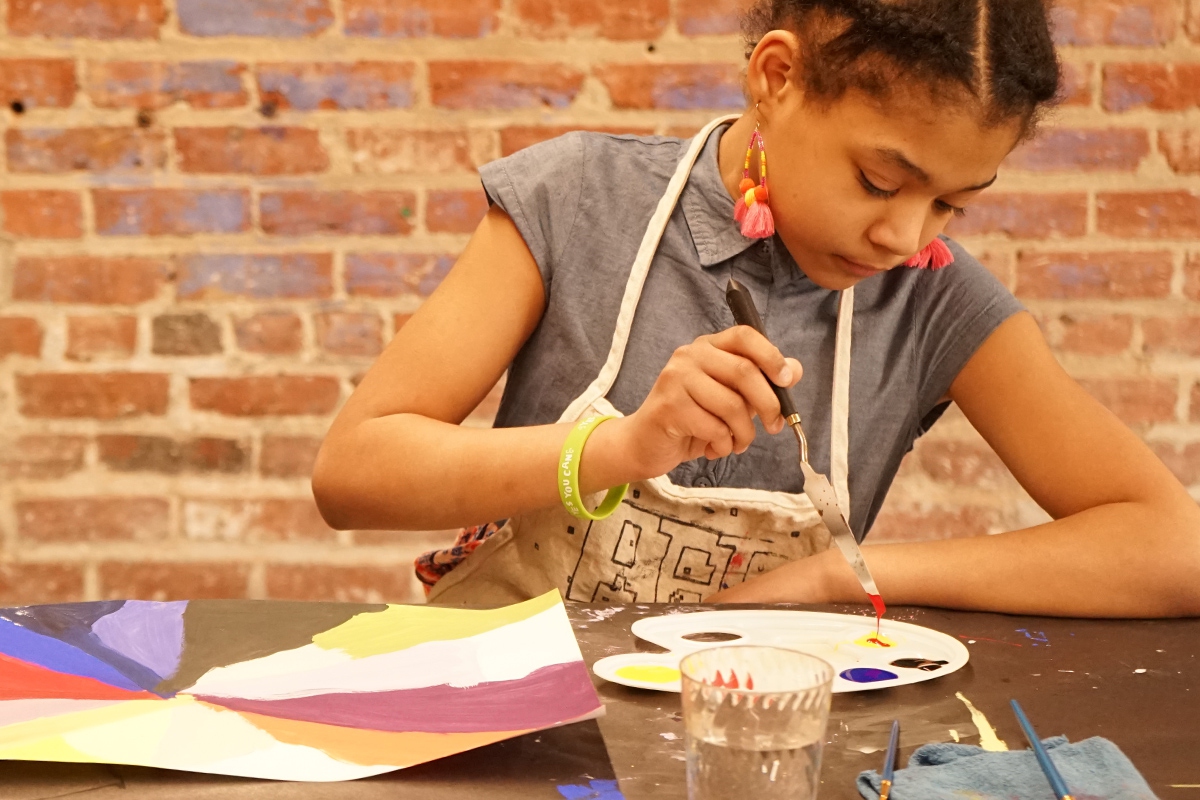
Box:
[724,278,886,622]
[879,719,900,800]
[1011,699,1075,800]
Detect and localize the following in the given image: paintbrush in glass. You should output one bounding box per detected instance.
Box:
[1011,699,1075,800]
[724,278,886,624]
[879,719,900,800]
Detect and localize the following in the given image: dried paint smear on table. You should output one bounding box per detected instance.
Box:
[0,591,602,781]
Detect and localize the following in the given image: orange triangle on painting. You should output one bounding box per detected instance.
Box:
[0,652,156,702]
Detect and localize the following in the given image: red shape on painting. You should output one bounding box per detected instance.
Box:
[0,652,155,701]
[746,674,754,690]
[726,670,739,689]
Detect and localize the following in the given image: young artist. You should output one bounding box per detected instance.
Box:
[314,0,1200,617]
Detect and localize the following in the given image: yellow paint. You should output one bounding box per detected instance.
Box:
[853,633,897,648]
[949,729,960,742]
[313,589,563,657]
[0,697,185,763]
[955,692,1009,752]
[615,665,681,684]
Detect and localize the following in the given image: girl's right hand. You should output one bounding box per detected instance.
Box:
[616,326,802,479]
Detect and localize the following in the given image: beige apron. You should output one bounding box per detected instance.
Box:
[429,115,856,608]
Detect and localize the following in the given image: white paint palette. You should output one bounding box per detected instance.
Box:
[592,610,969,694]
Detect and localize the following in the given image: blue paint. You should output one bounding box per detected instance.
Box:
[178,0,333,37]
[92,600,187,681]
[178,254,332,300]
[557,779,625,800]
[1016,629,1049,647]
[839,668,898,683]
[0,616,144,691]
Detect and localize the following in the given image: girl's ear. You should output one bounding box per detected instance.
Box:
[746,30,803,115]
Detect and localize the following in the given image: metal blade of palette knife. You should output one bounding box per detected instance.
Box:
[798,460,881,598]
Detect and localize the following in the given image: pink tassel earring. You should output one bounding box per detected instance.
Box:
[734,124,774,239]
[903,237,955,270]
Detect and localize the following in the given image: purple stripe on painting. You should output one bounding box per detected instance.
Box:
[195,661,599,733]
[92,600,187,681]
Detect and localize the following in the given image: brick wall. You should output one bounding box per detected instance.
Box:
[0,0,1197,605]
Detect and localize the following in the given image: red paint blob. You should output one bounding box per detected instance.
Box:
[865,637,892,648]
[869,593,886,637]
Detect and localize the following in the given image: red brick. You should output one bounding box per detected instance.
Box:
[265,564,416,602]
[8,0,164,38]
[1007,128,1148,172]
[945,193,1088,239]
[596,64,744,110]
[677,0,743,35]
[869,504,1001,543]
[94,189,250,236]
[1046,313,1135,356]
[1050,0,1176,45]
[234,312,304,355]
[99,562,250,601]
[13,256,167,304]
[1078,377,1177,425]
[1193,384,1200,422]
[152,314,222,356]
[17,373,168,419]
[99,434,246,474]
[17,497,169,542]
[6,127,166,173]
[1159,128,1200,174]
[499,124,655,156]
[1058,62,1092,107]
[315,312,383,356]
[190,376,340,416]
[427,189,488,233]
[1015,251,1173,299]
[0,436,87,479]
[178,254,332,301]
[87,61,246,109]
[0,565,84,605]
[914,440,1011,488]
[514,0,668,39]
[260,436,322,478]
[1187,253,1200,301]
[0,59,76,109]
[1143,316,1200,357]
[177,0,332,36]
[347,129,477,174]
[429,61,585,110]
[257,62,415,111]
[344,0,499,37]
[1150,442,1200,486]
[346,253,454,297]
[183,498,335,542]
[1,191,82,238]
[260,191,415,236]
[0,317,43,358]
[66,315,138,361]
[176,127,328,175]
[1097,191,1200,238]
[1190,0,1200,41]
[1103,63,1200,112]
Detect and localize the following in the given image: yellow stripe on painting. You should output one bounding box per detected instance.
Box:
[0,697,180,754]
[233,705,533,768]
[312,589,563,657]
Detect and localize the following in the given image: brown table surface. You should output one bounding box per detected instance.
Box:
[5,603,1198,799]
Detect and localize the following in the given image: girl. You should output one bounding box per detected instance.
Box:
[314,0,1200,617]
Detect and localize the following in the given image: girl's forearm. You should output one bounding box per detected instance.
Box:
[727,500,1200,617]
[313,414,649,531]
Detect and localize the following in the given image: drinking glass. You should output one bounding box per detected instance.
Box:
[680,646,834,800]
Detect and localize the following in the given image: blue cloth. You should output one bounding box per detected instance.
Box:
[857,736,1159,800]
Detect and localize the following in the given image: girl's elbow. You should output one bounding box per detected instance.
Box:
[311,443,354,531]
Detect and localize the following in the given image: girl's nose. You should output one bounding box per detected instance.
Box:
[866,206,926,259]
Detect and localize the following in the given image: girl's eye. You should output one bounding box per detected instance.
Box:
[858,171,898,199]
[935,200,968,218]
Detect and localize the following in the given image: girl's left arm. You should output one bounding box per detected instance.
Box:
[712,311,1200,617]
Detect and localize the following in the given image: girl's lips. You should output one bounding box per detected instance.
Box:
[835,255,888,278]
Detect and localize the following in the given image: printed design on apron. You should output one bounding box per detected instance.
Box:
[425,114,856,606]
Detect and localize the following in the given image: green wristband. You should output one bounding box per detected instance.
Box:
[559,414,628,521]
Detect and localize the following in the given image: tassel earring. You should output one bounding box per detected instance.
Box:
[903,237,955,270]
[734,124,774,239]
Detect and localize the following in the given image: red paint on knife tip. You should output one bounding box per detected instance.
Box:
[869,593,886,637]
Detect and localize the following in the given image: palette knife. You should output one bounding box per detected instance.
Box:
[725,278,885,617]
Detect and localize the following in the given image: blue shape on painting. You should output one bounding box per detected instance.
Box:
[839,667,898,683]
[0,616,143,692]
[557,779,625,800]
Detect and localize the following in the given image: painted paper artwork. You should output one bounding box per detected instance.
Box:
[0,590,603,781]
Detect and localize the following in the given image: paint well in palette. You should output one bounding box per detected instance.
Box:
[839,668,898,683]
[614,665,679,684]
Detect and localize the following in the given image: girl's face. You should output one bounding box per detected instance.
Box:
[760,88,1021,291]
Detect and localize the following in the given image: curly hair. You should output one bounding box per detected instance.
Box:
[743,0,1061,134]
